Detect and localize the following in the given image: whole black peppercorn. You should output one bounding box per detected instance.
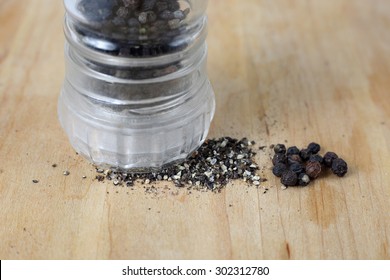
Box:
[331,158,348,177]
[308,154,324,164]
[306,161,322,179]
[289,162,305,174]
[274,144,286,154]
[272,162,287,177]
[298,173,310,186]
[281,170,298,186]
[307,142,321,154]
[286,146,300,156]
[142,0,157,11]
[299,148,312,161]
[270,142,349,189]
[288,154,303,164]
[272,153,287,166]
[76,0,191,58]
[323,151,338,167]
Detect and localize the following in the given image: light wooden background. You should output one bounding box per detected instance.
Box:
[0,0,389,259]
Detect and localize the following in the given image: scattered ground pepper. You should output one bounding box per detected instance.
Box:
[95,137,262,192]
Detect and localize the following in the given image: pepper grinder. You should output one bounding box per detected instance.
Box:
[59,0,215,170]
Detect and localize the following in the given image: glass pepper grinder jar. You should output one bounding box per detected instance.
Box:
[59,0,215,170]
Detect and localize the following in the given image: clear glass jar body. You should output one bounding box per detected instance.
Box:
[59,0,215,170]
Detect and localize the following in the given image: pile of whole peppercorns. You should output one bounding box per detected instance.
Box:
[272,143,348,187]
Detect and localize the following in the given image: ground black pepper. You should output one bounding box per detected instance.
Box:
[96,175,105,182]
[95,137,262,192]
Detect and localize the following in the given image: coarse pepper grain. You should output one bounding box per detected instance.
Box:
[96,137,263,192]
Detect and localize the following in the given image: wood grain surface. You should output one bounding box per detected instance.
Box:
[1,0,389,260]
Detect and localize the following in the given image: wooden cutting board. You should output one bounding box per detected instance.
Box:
[0,0,389,259]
